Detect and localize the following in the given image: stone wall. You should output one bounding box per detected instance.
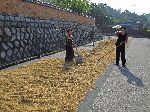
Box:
[0,14,98,68]
[0,0,95,25]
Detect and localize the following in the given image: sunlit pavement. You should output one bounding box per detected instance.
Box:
[78,38,150,112]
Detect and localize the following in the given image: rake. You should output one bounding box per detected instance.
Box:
[74,47,83,65]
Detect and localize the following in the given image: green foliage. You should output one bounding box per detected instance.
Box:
[47,0,150,30]
[48,0,91,13]
[94,4,150,29]
[89,3,113,28]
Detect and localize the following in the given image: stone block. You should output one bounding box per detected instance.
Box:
[0,21,4,27]
[20,47,24,53]
[20,17,25,21]
[16,32,21,40]
[10,35,16,41]
[15,17,21,21]
[23,53,27,58]
[17,52,22,59]
[24,39,28,44]
[11,21,18,26]
[21,28,25,32]
[21,33,24,40]
[39,43,43,48]
[0,15,4,20]
[9,16,15,21]
[20,41,25,47]
[14,40,20,47]
[35,22,39,27]
[14,48,19,55]
[30,23,35,27]
[37,29,41,34]
[25,33,30,39]
[2,43,9,50]
[30,33,34,39]
[0,51,6,59]
[27,28,31,33]
[39,28,44,32]
[45,23,49,27]
[25,18,31,22]
[4,28,11,37]
[29,40,32,45]
[8,42,13,48]
[5,22,11,27]
[26,22,31,27]
[46,38,50,43]
[5,16,11,21]
[0,29,3,36]
[5,56,11,61]
[11,28,17,34]
[7,49,13,57]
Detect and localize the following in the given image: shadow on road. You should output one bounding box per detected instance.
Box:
[118,66,144,87]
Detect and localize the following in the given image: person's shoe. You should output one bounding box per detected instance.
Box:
[122,64,126,67]
[115,63,119,66]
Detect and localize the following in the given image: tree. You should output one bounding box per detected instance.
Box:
[48,0,91,14]
[48,0,150,30]
[89,3,113,28]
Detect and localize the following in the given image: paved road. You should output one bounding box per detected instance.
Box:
[78,38,150,112]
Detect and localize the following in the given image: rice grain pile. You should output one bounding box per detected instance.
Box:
[0,39,116,112]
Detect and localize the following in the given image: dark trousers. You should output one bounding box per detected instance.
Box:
[65,45,74,61]
[116,46,126,65]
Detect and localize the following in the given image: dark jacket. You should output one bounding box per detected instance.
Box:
[115,32,128,47]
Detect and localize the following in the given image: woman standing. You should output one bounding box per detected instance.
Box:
[115,27,128,67]
[65,28,75,62]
